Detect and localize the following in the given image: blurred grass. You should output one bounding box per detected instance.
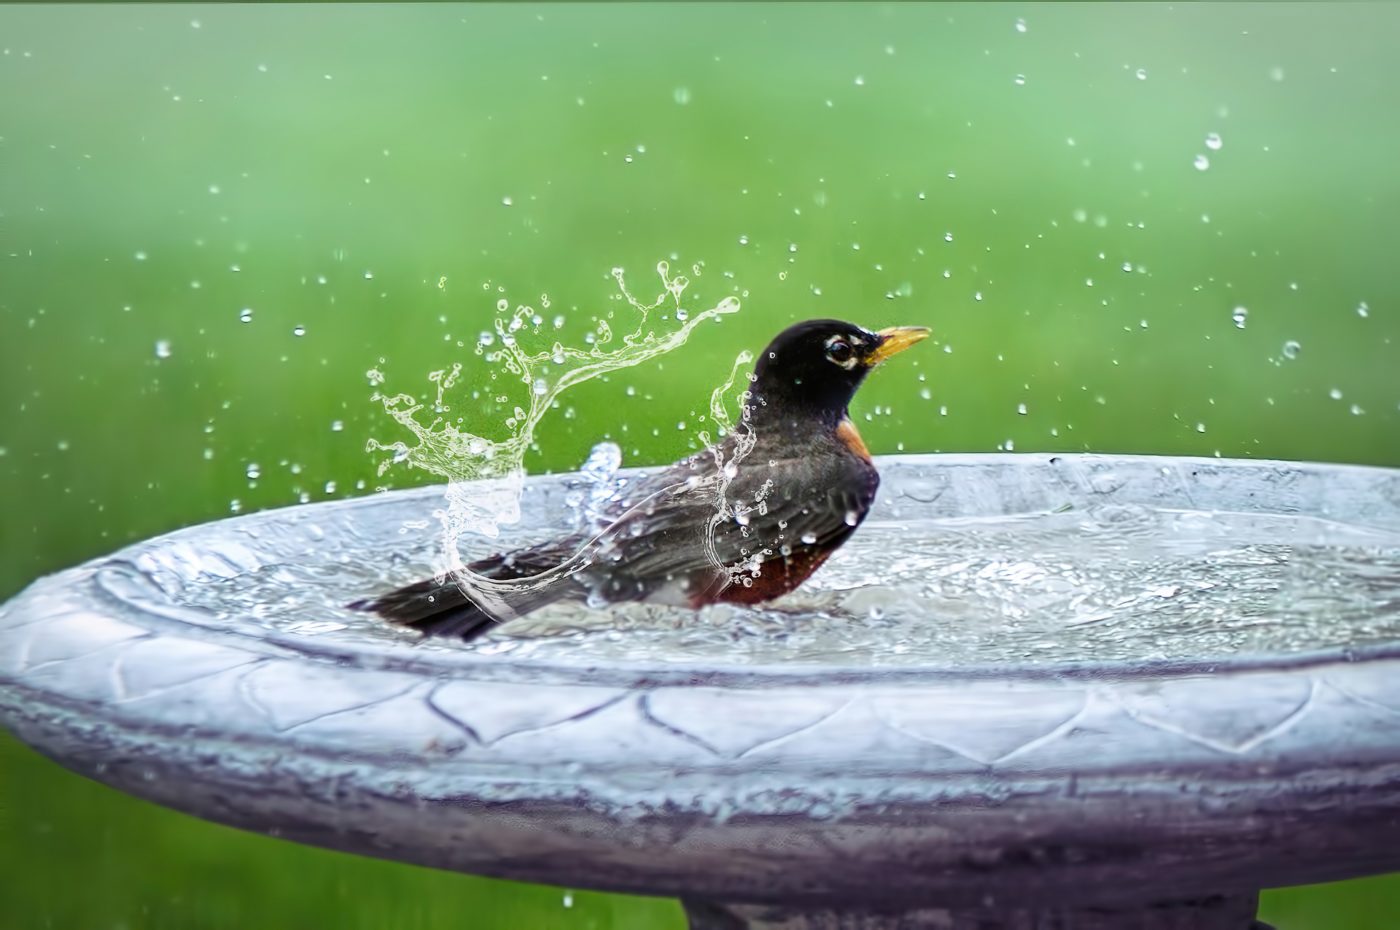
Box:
[1,3,1398,928]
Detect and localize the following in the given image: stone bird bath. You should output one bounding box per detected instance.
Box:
[4,454,1400,928]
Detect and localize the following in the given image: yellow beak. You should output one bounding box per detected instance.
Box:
[865,326,932,365]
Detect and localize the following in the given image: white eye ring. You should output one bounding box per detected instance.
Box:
[825,336,860,369]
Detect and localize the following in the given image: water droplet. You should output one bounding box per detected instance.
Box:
[1350,404,1365,416]
[246,462,261,480]
[1195,423,1206,433]
[738,235,749,246]
[1017,403,1028,415]
[330,420,344,432]
[788,243,798,253]
[207,183,220,195]
[292,324,306,337]
[800,532,818,545]
[1205,132,1223,151]
[1269,66,1285,82]
[1281,339,1301,360]
[1357,301,1370,318]
[324,480,337,494]
[501,196,513,206]
[562,892,574,909]
[1193,154,1210,171]
[134,250,148,261]
[1329,388,1344,400]
[854,75,865,86]
[1135,68,1148,81]
[675,308,689,322]
[1231,306,1248,329]
[673,86,691,105]
[154,339,172,359]
[1013,74,1026,86]
[1014,17,1027,33]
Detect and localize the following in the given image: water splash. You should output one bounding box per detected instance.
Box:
[698,349,763,591]
[365,260,742,605]
[570,440,624,535]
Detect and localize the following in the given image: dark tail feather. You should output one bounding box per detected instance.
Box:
[347,576,504,641]
[355,549,585,644]
[349,544,581,642]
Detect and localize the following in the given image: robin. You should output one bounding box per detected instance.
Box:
[349,319,929,641]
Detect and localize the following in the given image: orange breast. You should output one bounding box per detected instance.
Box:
[835,417,872,463]
[706,546,835,606]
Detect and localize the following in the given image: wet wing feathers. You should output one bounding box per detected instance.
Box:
[361,437,879,636]
[586,448,876,589]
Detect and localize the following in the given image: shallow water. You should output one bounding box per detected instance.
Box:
[176,503,1400,668]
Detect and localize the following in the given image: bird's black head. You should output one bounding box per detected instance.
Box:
[748,319,930,425]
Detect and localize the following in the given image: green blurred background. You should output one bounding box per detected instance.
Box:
[2,3,1398,927]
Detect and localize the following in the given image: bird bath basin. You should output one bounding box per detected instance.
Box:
[4,453,1400,929]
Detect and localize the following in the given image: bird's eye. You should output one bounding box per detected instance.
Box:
[825,338,854,365]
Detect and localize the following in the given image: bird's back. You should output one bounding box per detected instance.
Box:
[573,423,879,606]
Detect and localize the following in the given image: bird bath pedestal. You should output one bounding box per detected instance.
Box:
[3,454,1400,929]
